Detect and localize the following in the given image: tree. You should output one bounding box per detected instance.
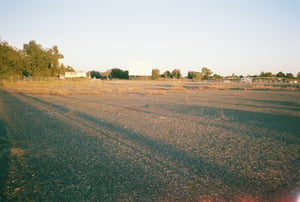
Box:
[187,71,202,80]
[201,67,212,80]
[276,71,285,77]
[110,68,129,79]
[101,70,111,79]
[212,74,222,79]
[23,40,64,76]
[297,72,300,79]
[0,40,65,77]
[0,41,25,76]
[260,72,273,77]
[151,69,160,80]
[286,73,294,79]
[90,71,102,79]
[171,69,181,79]
[162,70,171,78]
[47,45,64,75]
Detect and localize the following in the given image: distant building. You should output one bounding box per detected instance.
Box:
[240,77,253,83]
[57,74,65,80]
[128,61,152,76]
[65,71,86,78]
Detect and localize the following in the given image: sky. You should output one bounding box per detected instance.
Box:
[0,0,299,76]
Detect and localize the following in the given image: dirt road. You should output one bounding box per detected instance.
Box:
[0,86,299,201]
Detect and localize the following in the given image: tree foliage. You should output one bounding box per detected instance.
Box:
[0,40,66,77]
[0,41,26,76]
[201,67,212,80]
[212,73,222,79]
[171,69,181,79]
[151,69,160,80]
[161,70,171,78]
[187,71,202,80]
[90,71,102,79]
[260,72,273,77]
[285,73,294,79]
[23,41,64,76]
[110,68,129,79]
[276,71,285,77]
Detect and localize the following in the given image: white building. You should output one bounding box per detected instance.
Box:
[65,71,86,78]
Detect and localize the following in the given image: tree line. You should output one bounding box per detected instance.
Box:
[0,40,74,77]
[89,68,129,80]
[90,67,299,81]
[152,68,299,80]
[152,67,222,80]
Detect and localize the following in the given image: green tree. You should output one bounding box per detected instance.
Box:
[0,41,25,76]
[188,71,202,80]
[297,72,300,79]
[260,72,273,77]
[47,45,64,75]
[1,40,65,77]
[162,70,171,78]
[276,71,285,77]
[201,67,212,80]
[111,68,129,79]
[286,73,294,79]
[151,69,160,80]
[171,69,181,79]
[212,73,222,79]
[90,71,102,79]
[23,40,64,76]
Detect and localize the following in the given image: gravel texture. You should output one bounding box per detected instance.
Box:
[0,81,299,201]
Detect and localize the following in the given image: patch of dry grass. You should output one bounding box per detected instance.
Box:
[146,90,166,96]
[170,85,185,91]
[1,80,106,96]
[198,85,231,90]
[248,85,299,91]
[10,148,24,157]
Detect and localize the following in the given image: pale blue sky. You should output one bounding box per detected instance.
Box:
[1,0,299,76]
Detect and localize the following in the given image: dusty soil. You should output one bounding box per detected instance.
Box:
[0,81,299,201]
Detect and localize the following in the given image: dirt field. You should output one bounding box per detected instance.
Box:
[0,80,299,201]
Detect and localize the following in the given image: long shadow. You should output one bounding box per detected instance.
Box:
[65,95,300,145]
[235,98,300,112]
[0,90,11,201]
[0,92,172,201]
[156,103,300,144]
[0,119,10,201]
[74,112,271,192]
[19,94,276,198]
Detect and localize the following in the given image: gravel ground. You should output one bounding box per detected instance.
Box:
[0,82,299,201]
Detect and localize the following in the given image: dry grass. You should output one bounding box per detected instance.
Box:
[198,85,231,90]
[170,85,185,91]
[1,80,105,96]
[146,90,166,96]
[248,85,299,91]
[1,79,299,97]
[10,148,25,157]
